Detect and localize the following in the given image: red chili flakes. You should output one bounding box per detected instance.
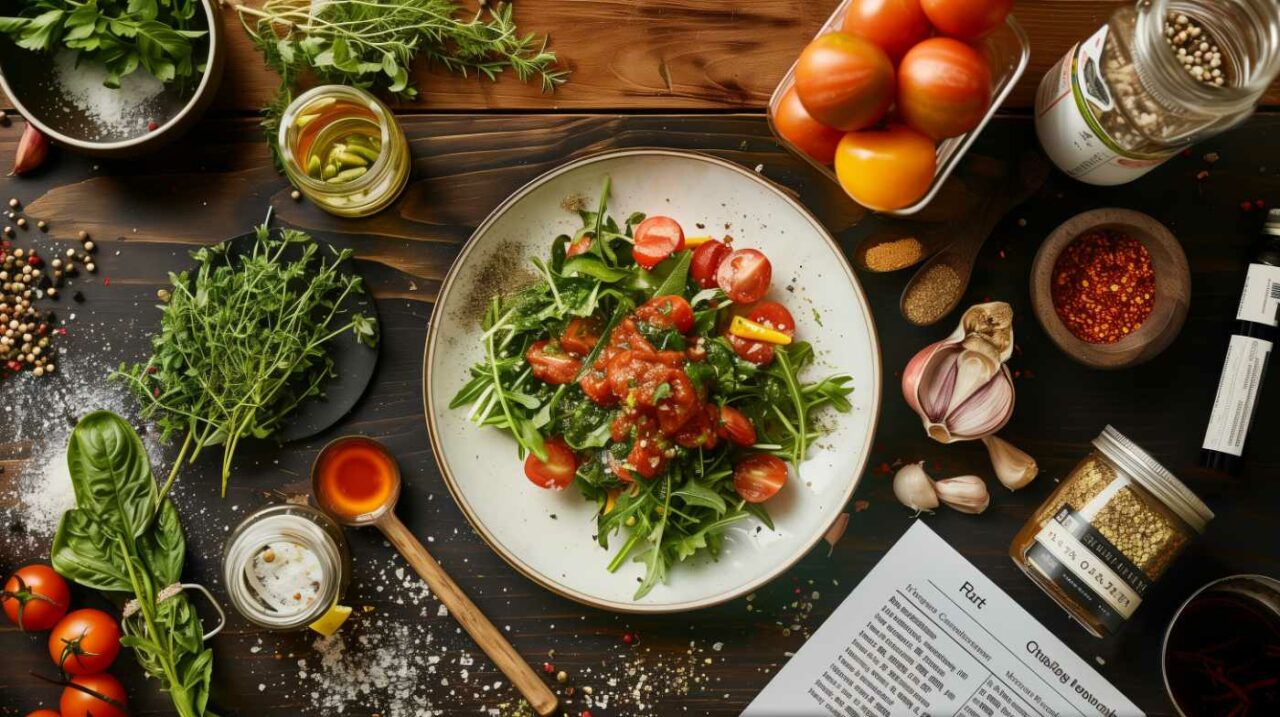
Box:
[853,499,871,513]
[622,632,635,645]
[148,121,159,131]
[542,662,555,673]
[103,277,110,286]
[1051,229,1155,344]
[872,462,891,476]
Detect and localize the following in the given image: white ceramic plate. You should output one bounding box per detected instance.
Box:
[424,149,881,612]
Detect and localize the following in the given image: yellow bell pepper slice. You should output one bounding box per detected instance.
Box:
[684,235,715,248]
[729,315,792,345]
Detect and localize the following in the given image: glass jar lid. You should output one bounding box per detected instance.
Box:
[1093,425,1215,533]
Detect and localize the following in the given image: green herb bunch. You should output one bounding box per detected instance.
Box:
[53,412,215,717]
[233,0,566,153]
[451,180,854,598]
[0,0,207,87]
[115,225,378,495]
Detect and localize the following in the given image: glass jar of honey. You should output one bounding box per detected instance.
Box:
[222,503,351,631]
[278,85,410,217]
[1010,425,1214,637]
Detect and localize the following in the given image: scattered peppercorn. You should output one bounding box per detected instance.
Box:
[1051,229,1156,344]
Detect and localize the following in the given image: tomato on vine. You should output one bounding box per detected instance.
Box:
[50,609,122,676]
[2,564,70,632]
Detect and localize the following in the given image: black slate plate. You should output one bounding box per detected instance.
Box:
[218,230,379,442]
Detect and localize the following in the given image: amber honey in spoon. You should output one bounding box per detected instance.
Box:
[312,436,558,716]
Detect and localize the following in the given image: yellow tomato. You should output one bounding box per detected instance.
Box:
[834,124,937,211]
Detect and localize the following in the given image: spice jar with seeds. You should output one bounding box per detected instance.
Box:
[1036,0,1280,186]
[223,503,352,632]
[1010,425,1213,637]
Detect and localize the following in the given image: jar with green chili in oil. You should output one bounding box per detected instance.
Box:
[279,85,410,217]
[1010,425,1213,637]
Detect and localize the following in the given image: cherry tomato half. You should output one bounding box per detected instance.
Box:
[834,124,937,212]
[632,216,685,269]
[733,454,789,503]
[566,235,593,258]
[716,406,758,446]
[636,295,695,334]
[772,87,845,166]
[50,609,122,676]
[841,0,932,61]
[716,249,772,304]
[727,333,775,366]
[560,317,602,356]
[527,340,583,385]
[748,302,796,337]
[524,438,578,490]
[3,564,70,632]
[794,32,895,132]
[61,672,127,717]
[921,0,1012,40]
[690,239,732,290]
[898,38,992,140]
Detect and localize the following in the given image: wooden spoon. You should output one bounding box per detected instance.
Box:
[312,436,559,717]
[899,151,1050,326]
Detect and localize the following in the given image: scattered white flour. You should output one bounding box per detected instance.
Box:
[52,49,165,139]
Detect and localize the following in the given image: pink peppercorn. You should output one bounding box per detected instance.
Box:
[622,632,635,645]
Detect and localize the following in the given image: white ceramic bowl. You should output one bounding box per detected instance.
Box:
[424,149,882,612]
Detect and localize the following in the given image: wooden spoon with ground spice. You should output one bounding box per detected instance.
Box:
[900,151,1050,326]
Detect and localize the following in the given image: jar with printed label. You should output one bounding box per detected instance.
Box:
[1010,426,1214,637]
[1035,0,1280,186]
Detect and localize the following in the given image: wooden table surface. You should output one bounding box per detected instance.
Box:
[2,3,1280,717]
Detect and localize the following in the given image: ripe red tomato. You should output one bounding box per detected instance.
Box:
[772,87,845,165]
[526,340,583,385]
[716,406,757,446]
[578,367,616,406]
[566,235,593,258]
[727,333,775,365]
[3,564,70,632]
[26,710,61,717]
[560,317,602,356]
[793,32,895,132]
[733,454,789,503]
[748,302,796,337]
[921,0,1012,40]
[841,0,932,61]
[716,249,772,304]
[636,295,695,334]
[898,38,992,140]
[61,672,127,717]
[524,438,578,490]
[834,124,937,211]
[632,216,685,269]
[654,372,699,435]
[50,609,122,675]
[673,405,720,449]
[606,351,671,404]
[690,239,731,289]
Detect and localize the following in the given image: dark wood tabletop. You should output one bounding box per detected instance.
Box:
[3,3,1280,717]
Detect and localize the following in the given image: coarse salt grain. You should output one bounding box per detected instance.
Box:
[52,50,165,140]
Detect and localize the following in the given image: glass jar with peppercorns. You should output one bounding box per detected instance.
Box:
[1010,426,1214,637]
[1035,0,1280,185]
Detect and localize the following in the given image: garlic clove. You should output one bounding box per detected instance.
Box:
[943,366,1015,440]
[934,475,991,514]
[982,434,1039,490]
[892,462,939,514]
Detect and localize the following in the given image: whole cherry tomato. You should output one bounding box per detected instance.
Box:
[921,0,1013,40]
[734,454,789,503]
[716,249,772,304]
[3,564,70,632]
[524,438,578,490]
[772,87,845,165]
[834,124,937,211]
[60,673,127,717]
[794,32,895,132]
[841,0,932,61]
[690,239,732,289]
[898,37,992,140]
[632,216,685,269]
[50,609,122,675]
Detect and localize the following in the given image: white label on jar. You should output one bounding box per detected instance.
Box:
[1032,513,1142,620]
[1034,26,1174,186]
[1236,263,1280,327]
[1203,334,1273,456]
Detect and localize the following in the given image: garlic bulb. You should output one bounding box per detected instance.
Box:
[934,475,991,514]
[902,302,1016,443]
[892,462,939,514]
[983,434,1039,490]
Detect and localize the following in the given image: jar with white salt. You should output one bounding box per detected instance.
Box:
[1035,0,1280,185]
[223,504,351,631]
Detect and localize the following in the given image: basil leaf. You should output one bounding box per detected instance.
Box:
[66,410,157,539]
[139,498,186,586]
[51,508,131,592]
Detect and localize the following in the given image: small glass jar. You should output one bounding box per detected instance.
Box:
[1010,426,1214,637]
[278,85,410,217]
[223,503,351,631]
[1035,0,1280,185]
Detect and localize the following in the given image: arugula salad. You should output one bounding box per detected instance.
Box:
[450,180,854,598]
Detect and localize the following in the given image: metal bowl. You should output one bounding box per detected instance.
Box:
[0,0,225,157]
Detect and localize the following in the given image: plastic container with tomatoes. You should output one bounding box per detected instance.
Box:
[767,0,1029,215]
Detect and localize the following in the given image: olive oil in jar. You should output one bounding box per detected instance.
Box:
[279,86,409,217]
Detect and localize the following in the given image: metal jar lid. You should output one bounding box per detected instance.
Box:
[1093,425,1215,533]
